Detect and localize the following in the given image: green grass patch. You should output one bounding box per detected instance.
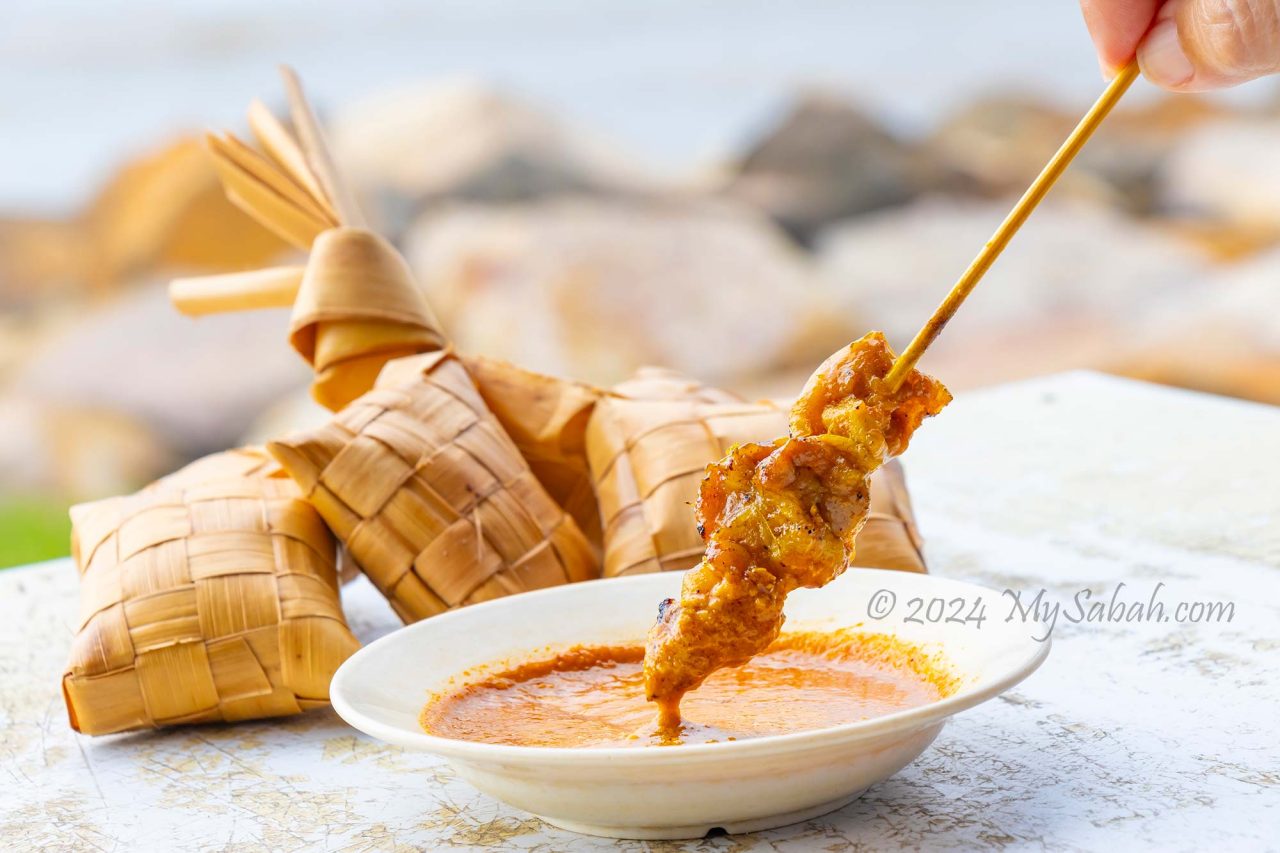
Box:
[0,498,72,569]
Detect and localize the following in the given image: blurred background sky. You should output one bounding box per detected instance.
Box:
[6,0,1276,214]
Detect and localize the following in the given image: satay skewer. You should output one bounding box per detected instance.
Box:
[884,60,1141,391]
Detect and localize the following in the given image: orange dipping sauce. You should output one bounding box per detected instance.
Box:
[420,629,956,748]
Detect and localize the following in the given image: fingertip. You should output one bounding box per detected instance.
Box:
[1137,16,1195,89]
[1079,0,1162,77]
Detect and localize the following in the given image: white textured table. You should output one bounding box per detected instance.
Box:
[4,372,1278,851]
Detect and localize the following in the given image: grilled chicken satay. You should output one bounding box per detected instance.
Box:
[643,331,950,728]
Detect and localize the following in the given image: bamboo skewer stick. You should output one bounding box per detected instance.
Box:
[884,60,1141,391]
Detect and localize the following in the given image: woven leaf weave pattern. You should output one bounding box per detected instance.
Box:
[587,388,928,577]
[63,448,359,735]
[268,351,600,623]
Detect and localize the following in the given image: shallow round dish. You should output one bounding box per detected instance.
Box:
[331,568,1049,839]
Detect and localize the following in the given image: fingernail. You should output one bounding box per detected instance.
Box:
[1139,19,1194,87]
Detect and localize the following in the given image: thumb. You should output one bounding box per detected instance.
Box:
[1139,0,1280,91]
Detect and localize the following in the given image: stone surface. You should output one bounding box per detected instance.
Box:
[329,79,657,234]
[0,218,86,313]
[81,136,291,289]
[11,281,310,460]
[0,396,175,501]
[0,137,289,314]
[237,388,332,447]
[1159,118,1280,226]
[929,94,1228,215]
[816,197,1209,388]
[1116,248,1280,405]
[3,372,1277,849]
[725,91,946,244]
[405,196,841,387]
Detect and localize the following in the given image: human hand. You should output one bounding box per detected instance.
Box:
[1080,0,1280,91]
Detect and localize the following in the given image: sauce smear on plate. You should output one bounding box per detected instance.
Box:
[420,629,954,748]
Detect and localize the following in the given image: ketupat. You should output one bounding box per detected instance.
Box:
[267,352,599,622]
[63,448,359,735]
[168,71,602,616]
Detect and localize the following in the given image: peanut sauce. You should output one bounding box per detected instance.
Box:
[420,629,955,748]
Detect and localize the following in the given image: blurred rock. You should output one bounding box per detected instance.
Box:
[1149,218,1280,264]
[0,137,290,321]
[0,308,79,387]
[11,282,309,459]
[1158,118,1280,226]
[82,136,292,290]
[329,80,658,234]
[0,396,175,501]
[1116,249,1280,405]
[929,94,1227,215]
[405,196,845,387]
[817,197,1209,387]
[238,388,332,446]
[726,91,947,245]
[0,218,88,312]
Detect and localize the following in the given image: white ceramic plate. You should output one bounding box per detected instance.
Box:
[331,568,1049,840]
